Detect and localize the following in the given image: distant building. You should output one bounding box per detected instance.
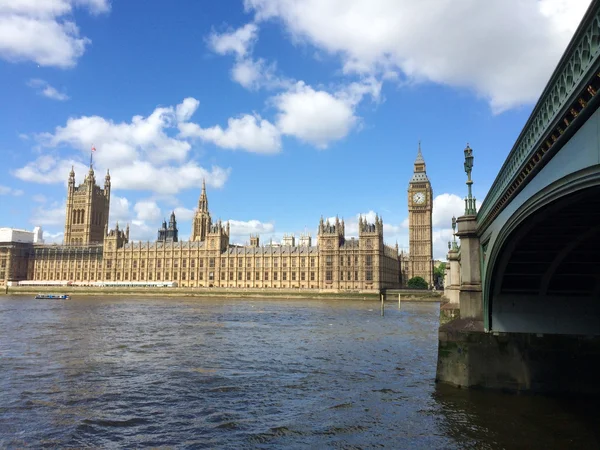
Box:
[0,227,44,244]
[157,212,179,243]
[0,227,44,285]
[2,147,434,289]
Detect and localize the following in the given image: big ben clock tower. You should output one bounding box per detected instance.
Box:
[408,143,434,287]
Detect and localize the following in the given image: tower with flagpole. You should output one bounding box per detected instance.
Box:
[63,144,111,245]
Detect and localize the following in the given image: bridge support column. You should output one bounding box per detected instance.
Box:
[444,248,460,305]
[443,264,450,289]
[456,215,482,320]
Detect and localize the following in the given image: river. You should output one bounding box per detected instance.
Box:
[0,296,598,448]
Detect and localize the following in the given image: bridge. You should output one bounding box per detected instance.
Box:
[438,2,600,394]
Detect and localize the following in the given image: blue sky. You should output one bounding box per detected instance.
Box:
[0,0,591,259]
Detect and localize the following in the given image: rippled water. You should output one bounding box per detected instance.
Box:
[0,296,598,449]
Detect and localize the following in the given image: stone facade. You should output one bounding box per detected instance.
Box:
[2,157,435,290]
[0,165,419,290]
[63,165,110,245]
[0,242,31,285]
[407,145,434,287]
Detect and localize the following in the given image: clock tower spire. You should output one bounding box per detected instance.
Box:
[407,142,434,287]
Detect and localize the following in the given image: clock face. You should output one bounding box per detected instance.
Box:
[413,192,426,204]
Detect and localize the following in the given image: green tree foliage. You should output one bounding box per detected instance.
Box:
[433,262,446,287]
[407,276,428,289]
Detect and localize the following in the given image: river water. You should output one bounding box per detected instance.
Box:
[0,296,598,449]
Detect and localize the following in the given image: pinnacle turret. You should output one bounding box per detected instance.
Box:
[198,179,208,212]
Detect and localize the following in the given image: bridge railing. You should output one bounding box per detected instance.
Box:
[477,2,600,229]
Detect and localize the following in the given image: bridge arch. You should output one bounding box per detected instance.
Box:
[484,167,600,335]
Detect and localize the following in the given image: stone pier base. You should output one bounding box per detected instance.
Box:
[436,319,600,394]
[439,302,460,326]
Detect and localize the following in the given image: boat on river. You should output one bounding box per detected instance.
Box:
[34,294,70,300]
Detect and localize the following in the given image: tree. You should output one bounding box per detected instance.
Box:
[407,276,428,289]
[434,262,446,288]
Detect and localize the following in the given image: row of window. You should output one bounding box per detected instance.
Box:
[33,270,375,282]
[33,253,379,268]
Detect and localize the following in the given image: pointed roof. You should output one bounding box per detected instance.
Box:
[198,179,209,212]
[410,141,429,183]
[414,140,425,165]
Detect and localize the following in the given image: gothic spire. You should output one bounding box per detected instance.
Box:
[198,179,208,212]
[414,140,425,165]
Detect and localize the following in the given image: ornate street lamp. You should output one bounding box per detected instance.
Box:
[463,144,477,215]
[451,216,458,250]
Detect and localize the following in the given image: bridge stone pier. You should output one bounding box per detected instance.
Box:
[437,2,600,394]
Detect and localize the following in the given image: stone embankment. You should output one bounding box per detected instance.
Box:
[5,286,443,301]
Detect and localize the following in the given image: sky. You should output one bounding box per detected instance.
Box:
[0,0,592,259]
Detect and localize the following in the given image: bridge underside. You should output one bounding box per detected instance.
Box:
[490,186,600,334]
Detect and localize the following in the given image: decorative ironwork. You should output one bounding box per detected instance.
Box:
[450,216,459,250]
[463,145,477,215]
[478,3,600,227]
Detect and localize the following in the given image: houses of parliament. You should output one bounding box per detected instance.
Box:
[0,148,434,291]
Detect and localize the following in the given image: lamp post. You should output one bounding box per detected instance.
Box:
[451,216,458,250]
[463,144,477,215]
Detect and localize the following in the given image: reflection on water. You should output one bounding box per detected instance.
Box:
[0,296,598,448]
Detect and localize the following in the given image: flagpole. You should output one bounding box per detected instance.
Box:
[90,144,95,169]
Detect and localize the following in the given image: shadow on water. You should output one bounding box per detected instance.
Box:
[433,383,600,449]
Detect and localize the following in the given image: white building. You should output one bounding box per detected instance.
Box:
[0,227,44,244]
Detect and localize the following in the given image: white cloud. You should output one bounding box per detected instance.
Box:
[274,82,358,148]
[32,194,47,203]
[42,84,69,101]
[43,231,64,244]
[433,228,455,261]
[209,22,290,91]
[27,78,69,101]
[134,200,162,222]
[30,202,65,226]
[127,220,157,242]
[107,161,231,195]
[15,98,232,194]
[41,99,195,165]
[208,23,258,58]
[179,114,281,154]
[432,193,465,228]
[227,219,275,237]
[109,195,131,224]
[245,0,591,112]
[13,155,88,184]
[0,0,110,68]
[231,57,282,90]
[107,195,157,242]
[173,206,195,221]
[432,193,483,228]
[0,185,24,196]
[175,97,200,122]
